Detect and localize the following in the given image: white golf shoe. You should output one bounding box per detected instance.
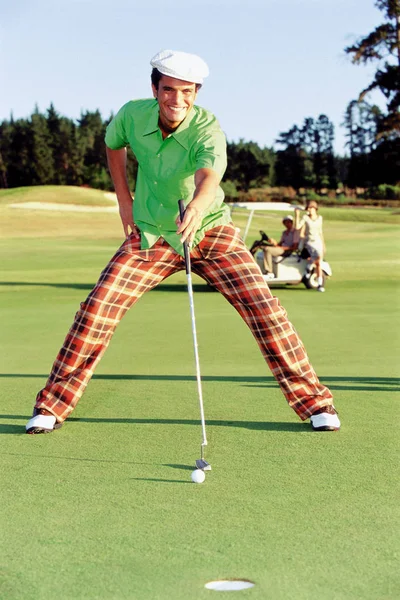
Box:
[310,408,340,431]
[26,409,62,434]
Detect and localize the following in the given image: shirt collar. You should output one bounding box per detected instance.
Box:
[170,108,196,150]
[143,101,160,136]
[142,101,196,150]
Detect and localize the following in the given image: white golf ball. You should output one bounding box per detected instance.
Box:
[191,469,205,484]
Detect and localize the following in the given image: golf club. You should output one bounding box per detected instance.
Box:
[178,199,211,471]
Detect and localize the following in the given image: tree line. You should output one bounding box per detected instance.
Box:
[0,103,398,194]
[0,0,398,197]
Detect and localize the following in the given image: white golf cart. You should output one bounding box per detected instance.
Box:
[227,202,332,290]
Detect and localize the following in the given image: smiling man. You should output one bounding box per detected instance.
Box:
[154,75,196,131]
[26,49,340,435]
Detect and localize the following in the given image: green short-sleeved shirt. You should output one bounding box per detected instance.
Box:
[105,98,230,255]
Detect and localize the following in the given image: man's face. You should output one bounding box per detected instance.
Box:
[283,219,293,230]
[152,75,197,131]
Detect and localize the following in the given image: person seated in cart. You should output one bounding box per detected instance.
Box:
[261,215,299,279]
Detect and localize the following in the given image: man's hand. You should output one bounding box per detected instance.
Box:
[106,146,139,240]
[176,168,220,246]
[176,203,204,245]
[118,196,139,239]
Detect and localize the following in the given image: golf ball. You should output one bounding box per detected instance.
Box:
[191,469,205,484]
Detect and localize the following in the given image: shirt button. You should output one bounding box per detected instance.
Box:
[154,181,157,185]
[157,153,161,157]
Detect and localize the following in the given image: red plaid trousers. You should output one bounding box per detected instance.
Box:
[35,224,333,422]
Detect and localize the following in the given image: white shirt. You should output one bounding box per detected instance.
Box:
[299,214,323,245]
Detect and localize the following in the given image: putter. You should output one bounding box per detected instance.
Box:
[178,200,211,472]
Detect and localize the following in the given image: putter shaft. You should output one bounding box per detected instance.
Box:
[178,200,209,460]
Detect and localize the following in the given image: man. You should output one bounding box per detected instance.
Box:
[261,215,299,279]
[26,49,340,434]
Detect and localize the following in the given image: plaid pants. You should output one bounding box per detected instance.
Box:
[35,224,333,422]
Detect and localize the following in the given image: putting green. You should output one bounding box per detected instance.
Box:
[0,193,399,599]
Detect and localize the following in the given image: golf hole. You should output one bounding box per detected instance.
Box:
[205,579,255,591]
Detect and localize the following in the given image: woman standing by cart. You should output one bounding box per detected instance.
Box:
[299,200,326,292]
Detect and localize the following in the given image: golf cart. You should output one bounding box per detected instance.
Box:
[228,202,332,290]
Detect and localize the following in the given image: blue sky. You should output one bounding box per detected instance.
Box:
[0,0,383,154]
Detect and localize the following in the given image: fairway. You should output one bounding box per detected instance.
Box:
[1,190,399,599]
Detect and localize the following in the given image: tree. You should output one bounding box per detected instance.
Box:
[0,120,12,188]
[275,116,337,190]
[31,106,55,184]
[275,125,307,191]
[345,0,400,138]
[313,115,337,190]
[224,140,274,191]
[78,110,112,189]
[6,118,35,187]
[47,104,80,185]
[343,100,381,186]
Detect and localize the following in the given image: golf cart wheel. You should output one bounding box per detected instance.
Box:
[302,271,325,290]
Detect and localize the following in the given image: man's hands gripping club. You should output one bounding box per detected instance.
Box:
[176,168,220,245]
[106,147,220,245]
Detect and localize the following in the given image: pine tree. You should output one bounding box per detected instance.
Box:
[47,103,71,184]
[275,125,306,191]
[0,120,12,188]
[313,115,337,190]
[275,117,337,191]
[224,140,274,191]
[343,100,381,186]
[78,110,111,189]
[345,0,400,138]
[7,118,35,187]
[31,106,55,184]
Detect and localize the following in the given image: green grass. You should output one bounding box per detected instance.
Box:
[0,185,116,206]
[229,205,400,228]
[0,188,399,599]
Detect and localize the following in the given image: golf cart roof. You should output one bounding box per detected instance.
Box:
[226,202,303,242]
[226,202,299,212]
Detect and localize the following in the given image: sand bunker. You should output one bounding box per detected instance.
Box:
[8,191,119,212]
[9,202,119,213]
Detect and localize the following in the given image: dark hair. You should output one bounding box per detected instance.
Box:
[306,200,318,210]
[151,68,202,91]
[151,68,163,90]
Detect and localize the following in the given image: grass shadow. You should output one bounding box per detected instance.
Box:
[0,281,214,293]
[1,414,308,433]
[0,423,24,435]
[2,454,194,477]
[163,463,194,471]
[132,477,192,484]
[0,373,398,392]
[2,451,147,465]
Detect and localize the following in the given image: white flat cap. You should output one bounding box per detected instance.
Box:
[150,49,209,84]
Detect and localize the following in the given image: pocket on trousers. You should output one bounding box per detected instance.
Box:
[119,233,150,261]
[119,233,169,262]
[198,223,244,260]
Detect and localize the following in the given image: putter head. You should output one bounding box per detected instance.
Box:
[196,459,211,471]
